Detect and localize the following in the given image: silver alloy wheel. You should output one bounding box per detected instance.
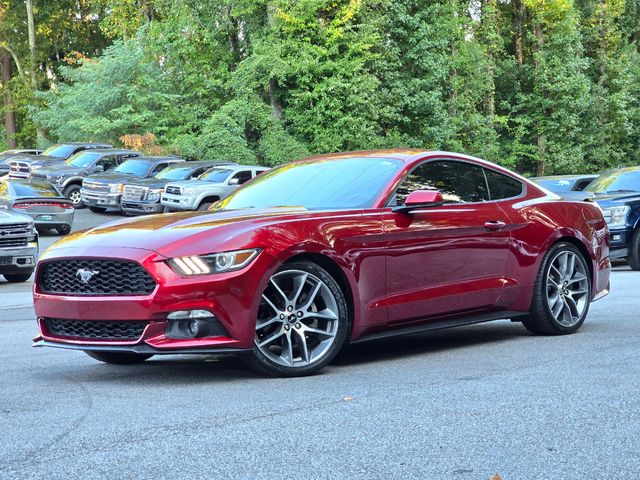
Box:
[545,250,589,327]
[255,269,340,368]
[69,190,82,205]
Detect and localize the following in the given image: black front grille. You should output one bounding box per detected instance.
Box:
[0,223,30,234]
[39,259,157,296]
[165,186,181,195]
[44,318,147,341]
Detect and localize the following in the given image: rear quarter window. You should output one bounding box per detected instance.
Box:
[484,169,523,200]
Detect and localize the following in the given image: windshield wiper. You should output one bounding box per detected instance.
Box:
[605,189,638,194]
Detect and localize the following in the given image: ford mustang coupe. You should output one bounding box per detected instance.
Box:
[32,150,610,376]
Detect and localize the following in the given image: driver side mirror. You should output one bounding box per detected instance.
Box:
[393,190,444,213]
[93,165,105,173]
[228,177,240,185]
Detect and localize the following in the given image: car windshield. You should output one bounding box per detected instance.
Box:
[585,170,640,194]
[65,151,101,168]
[42,144,76,158]
[154,165,195,181]
[114,160,151,176]
[535,178,576,193]
[199,168,232,183]
[217,158,403,210]
[12,182,60,197]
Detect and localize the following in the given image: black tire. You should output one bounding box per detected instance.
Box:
[521,242,591,335]
[85,351,153,365]
[56,224,71,236]
[63,184,84,209]
[3,272,33,283]
[627,228,640,271]
[245,260,350,377]
[197,202,213,211]
[162,207,172,213]
[88,206,107,214]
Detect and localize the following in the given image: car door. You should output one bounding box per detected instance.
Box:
[382,159,513,324]
[224,170,253,196]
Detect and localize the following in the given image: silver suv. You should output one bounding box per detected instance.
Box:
[161,165,269,211]
[0,209,38,283]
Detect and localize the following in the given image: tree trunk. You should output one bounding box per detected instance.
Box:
[1,50,17,148]
[514,0,525,66]
[534,22,546,176]
[266,4,283,120]
[26,0,46,144]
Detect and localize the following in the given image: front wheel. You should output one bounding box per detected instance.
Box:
[627,228,640,271]
[85,351,153,365]
[247,260,350,377]
[521,242,591,335]
[63,184,84,209]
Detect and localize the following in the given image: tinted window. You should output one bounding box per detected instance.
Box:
[484,169,523,200]
[219,158,403,210]
[114,160,152,176]
[394,160,489,205]
[150,163,168,176]
[42,145,76,158]
[97,155,118,171]
[200,168,232,183]
[12,182,60,197]
[574,178,594,191]
[584,169,640,194]
[154,165,195,180]
[230,171,253,185]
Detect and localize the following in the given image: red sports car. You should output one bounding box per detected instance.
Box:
[32,150,610,376]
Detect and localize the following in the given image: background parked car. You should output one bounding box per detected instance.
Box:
[30,149,141,208]
[584,166,640,269]
[0,208,38,283]
[531,174,597,198]
[161,164,268,212]
[81,156,185,213]
[0,178,74,235]
[0,149,43,177]
[8,142,112,179]
[121,161,236,215]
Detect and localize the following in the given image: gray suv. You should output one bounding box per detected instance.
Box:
[0,209,38,283]
[31,149,141,208]
[161,164,268,211]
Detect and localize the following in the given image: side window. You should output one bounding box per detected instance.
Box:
[97,155,118,171]
[574,178,593,191]
[119,153,138,163]
[394,160,489,205]
[484,168,523,200]
[191,167,208,178]
[73,147,87,155]
[229,170,253,185]
[150,163,167,176]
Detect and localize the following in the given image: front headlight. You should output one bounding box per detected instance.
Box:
[109,183,123,194]
[607,205,630,227]
[183,188,196,196]
[147,188,163,201]
[168,248,260,276]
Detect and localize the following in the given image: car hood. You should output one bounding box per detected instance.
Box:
[593,192,640,209]
[84,173,141,185]
[37,164,85,177]
[0,209,32,224]
[9,154,64,165]
[45,206,321,257]
[124,177,172,189]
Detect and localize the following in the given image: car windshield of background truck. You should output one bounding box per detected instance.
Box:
[585,169,640,194]
[218,157,402,210]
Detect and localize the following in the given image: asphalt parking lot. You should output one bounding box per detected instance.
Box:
[1,210,638,479]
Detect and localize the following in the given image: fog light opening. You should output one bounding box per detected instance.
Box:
[165,310,228,339]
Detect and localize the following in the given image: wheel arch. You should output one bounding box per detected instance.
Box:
[62,178,83,189]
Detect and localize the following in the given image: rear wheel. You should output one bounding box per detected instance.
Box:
[88,206,107,214]
[627,228,640,271]
[63,184,84,209]
[85,351,153,365]
[247,260,349,377]
[522,242,591,335]
[197,202,213,211]
[3,272,33,283]
[56,224,71,235]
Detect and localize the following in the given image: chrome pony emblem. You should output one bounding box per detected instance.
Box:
[76,268,100,284]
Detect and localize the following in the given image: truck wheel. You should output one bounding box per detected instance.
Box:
[628,228,640,271]
[63,184,84,209]
[88,206,107,214]
[3,272,33,283]
[197,202,212,211]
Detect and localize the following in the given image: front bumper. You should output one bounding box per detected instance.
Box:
[121,200,163,215]
[0,243,38,274]
[80,190,122,209]
[160,193,197,211]
[32,245,277,353]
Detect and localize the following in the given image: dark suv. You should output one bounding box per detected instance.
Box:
[81,156,185,213]
[586,166,640,269]
[31,149,141,208]
[8,143,112,178]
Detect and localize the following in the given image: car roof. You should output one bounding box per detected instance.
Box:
[72,149,141,156]
[164,160,236,169]
[531,174,597,180]
[303,149,430,163]
[55,142,113,147]
[124,156,185,164]
[206,164,267,172]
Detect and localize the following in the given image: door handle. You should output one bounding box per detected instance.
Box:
[484,220,506,231]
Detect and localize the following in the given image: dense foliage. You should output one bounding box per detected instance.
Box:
[2,0,640,175]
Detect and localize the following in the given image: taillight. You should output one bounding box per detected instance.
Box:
[14,202,73,209]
